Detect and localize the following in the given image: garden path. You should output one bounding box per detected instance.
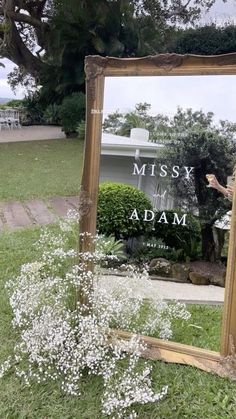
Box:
[0,196,79,230]
[100,274,224,304]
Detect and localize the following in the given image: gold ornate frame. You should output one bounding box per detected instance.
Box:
[80,53,236,378]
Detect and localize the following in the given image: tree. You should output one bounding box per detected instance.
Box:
[0,0,220,101]
[167,24,236,55]
[103,103,150,135]
[160,108,236,261]
[103,102,170,139]
[0,0,52,80]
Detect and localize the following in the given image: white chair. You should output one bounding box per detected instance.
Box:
[0,117,10,131]
[13,111,21,128]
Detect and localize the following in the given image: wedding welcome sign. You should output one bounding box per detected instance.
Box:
[80,53,236,378]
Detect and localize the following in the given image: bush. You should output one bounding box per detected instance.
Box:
[96,234,125,260]
[60,92,85,137]
[22,92,44,125]
[97,182,153,239]
[5,99,23,108]
[43,103,61,125]
[152,210,201,261]
[129,237,189,263]
[77,119,86,140]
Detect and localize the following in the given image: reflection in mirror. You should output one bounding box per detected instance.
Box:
[96,75,236,351]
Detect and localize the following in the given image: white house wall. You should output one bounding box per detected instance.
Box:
[99,155,174,211]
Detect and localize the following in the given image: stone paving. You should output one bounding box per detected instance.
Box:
[99,275,225,304]
[0,196,79,231]
[0,126,76,229]
[0,125,66,143]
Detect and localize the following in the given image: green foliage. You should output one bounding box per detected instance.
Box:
[168,25,236,55]
[170,304,222,351]
[161,108,235,260]
[40,0,142,103]
[43,103,61,125]
[106,104,235,261]
[131,238,178,262]
[22,93,44,125]
[103,102,172,141]
[59,93,85,136]
[77,120,86,140]
[97,182,152,239]
[96,234,126,260]
[5,99,23,108]
[3,0,228,117]
[0,227,234,419]
[153,210,201,260]
[102,111,124,135]
[0,139,84,201]
[3,0,218,109]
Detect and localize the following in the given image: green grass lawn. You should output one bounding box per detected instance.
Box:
[171,304,222,351]
[0,139,84,201]
[0,227,236,418]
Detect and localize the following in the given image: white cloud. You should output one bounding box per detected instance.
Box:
[0,79,13,99]
[0,59,25,99]
[201,0,236,24]
[104,75,236,124]
[0,78,25,99]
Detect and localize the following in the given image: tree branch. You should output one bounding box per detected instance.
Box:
[5,19,49,80]
[0,0,51,75]
[5,10,49,29]
[184,0,192,8]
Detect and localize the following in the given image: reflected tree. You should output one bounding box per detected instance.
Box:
[161,108,236,261]
[103,104,236,261]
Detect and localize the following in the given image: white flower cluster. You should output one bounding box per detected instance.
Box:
[59,209,81,232]
[0,357,12,379]
[1,211,190,417]
[102,336,168,418]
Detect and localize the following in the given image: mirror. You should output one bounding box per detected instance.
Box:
[80,54,236,375]
[99,74,236,352]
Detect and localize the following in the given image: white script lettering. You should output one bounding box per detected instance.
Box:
[132,163,194,179]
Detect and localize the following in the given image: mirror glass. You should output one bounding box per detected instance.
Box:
[97,75,236,351]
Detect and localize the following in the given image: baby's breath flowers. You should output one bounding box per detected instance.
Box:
[1,211,190,417]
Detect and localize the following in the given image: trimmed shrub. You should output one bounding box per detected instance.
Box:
[152,209,201,260]
[60,92,85,137]
[97,182,153,239]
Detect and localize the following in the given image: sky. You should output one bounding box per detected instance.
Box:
[103,75,236,123]
[0,0,236,99]
[200,0,236,24]
[0,59,25,99]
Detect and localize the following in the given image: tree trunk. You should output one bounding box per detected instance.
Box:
[213,226,226,262]
[1,0,51,82]
[6,22,49,81]
[201,224,216,262]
